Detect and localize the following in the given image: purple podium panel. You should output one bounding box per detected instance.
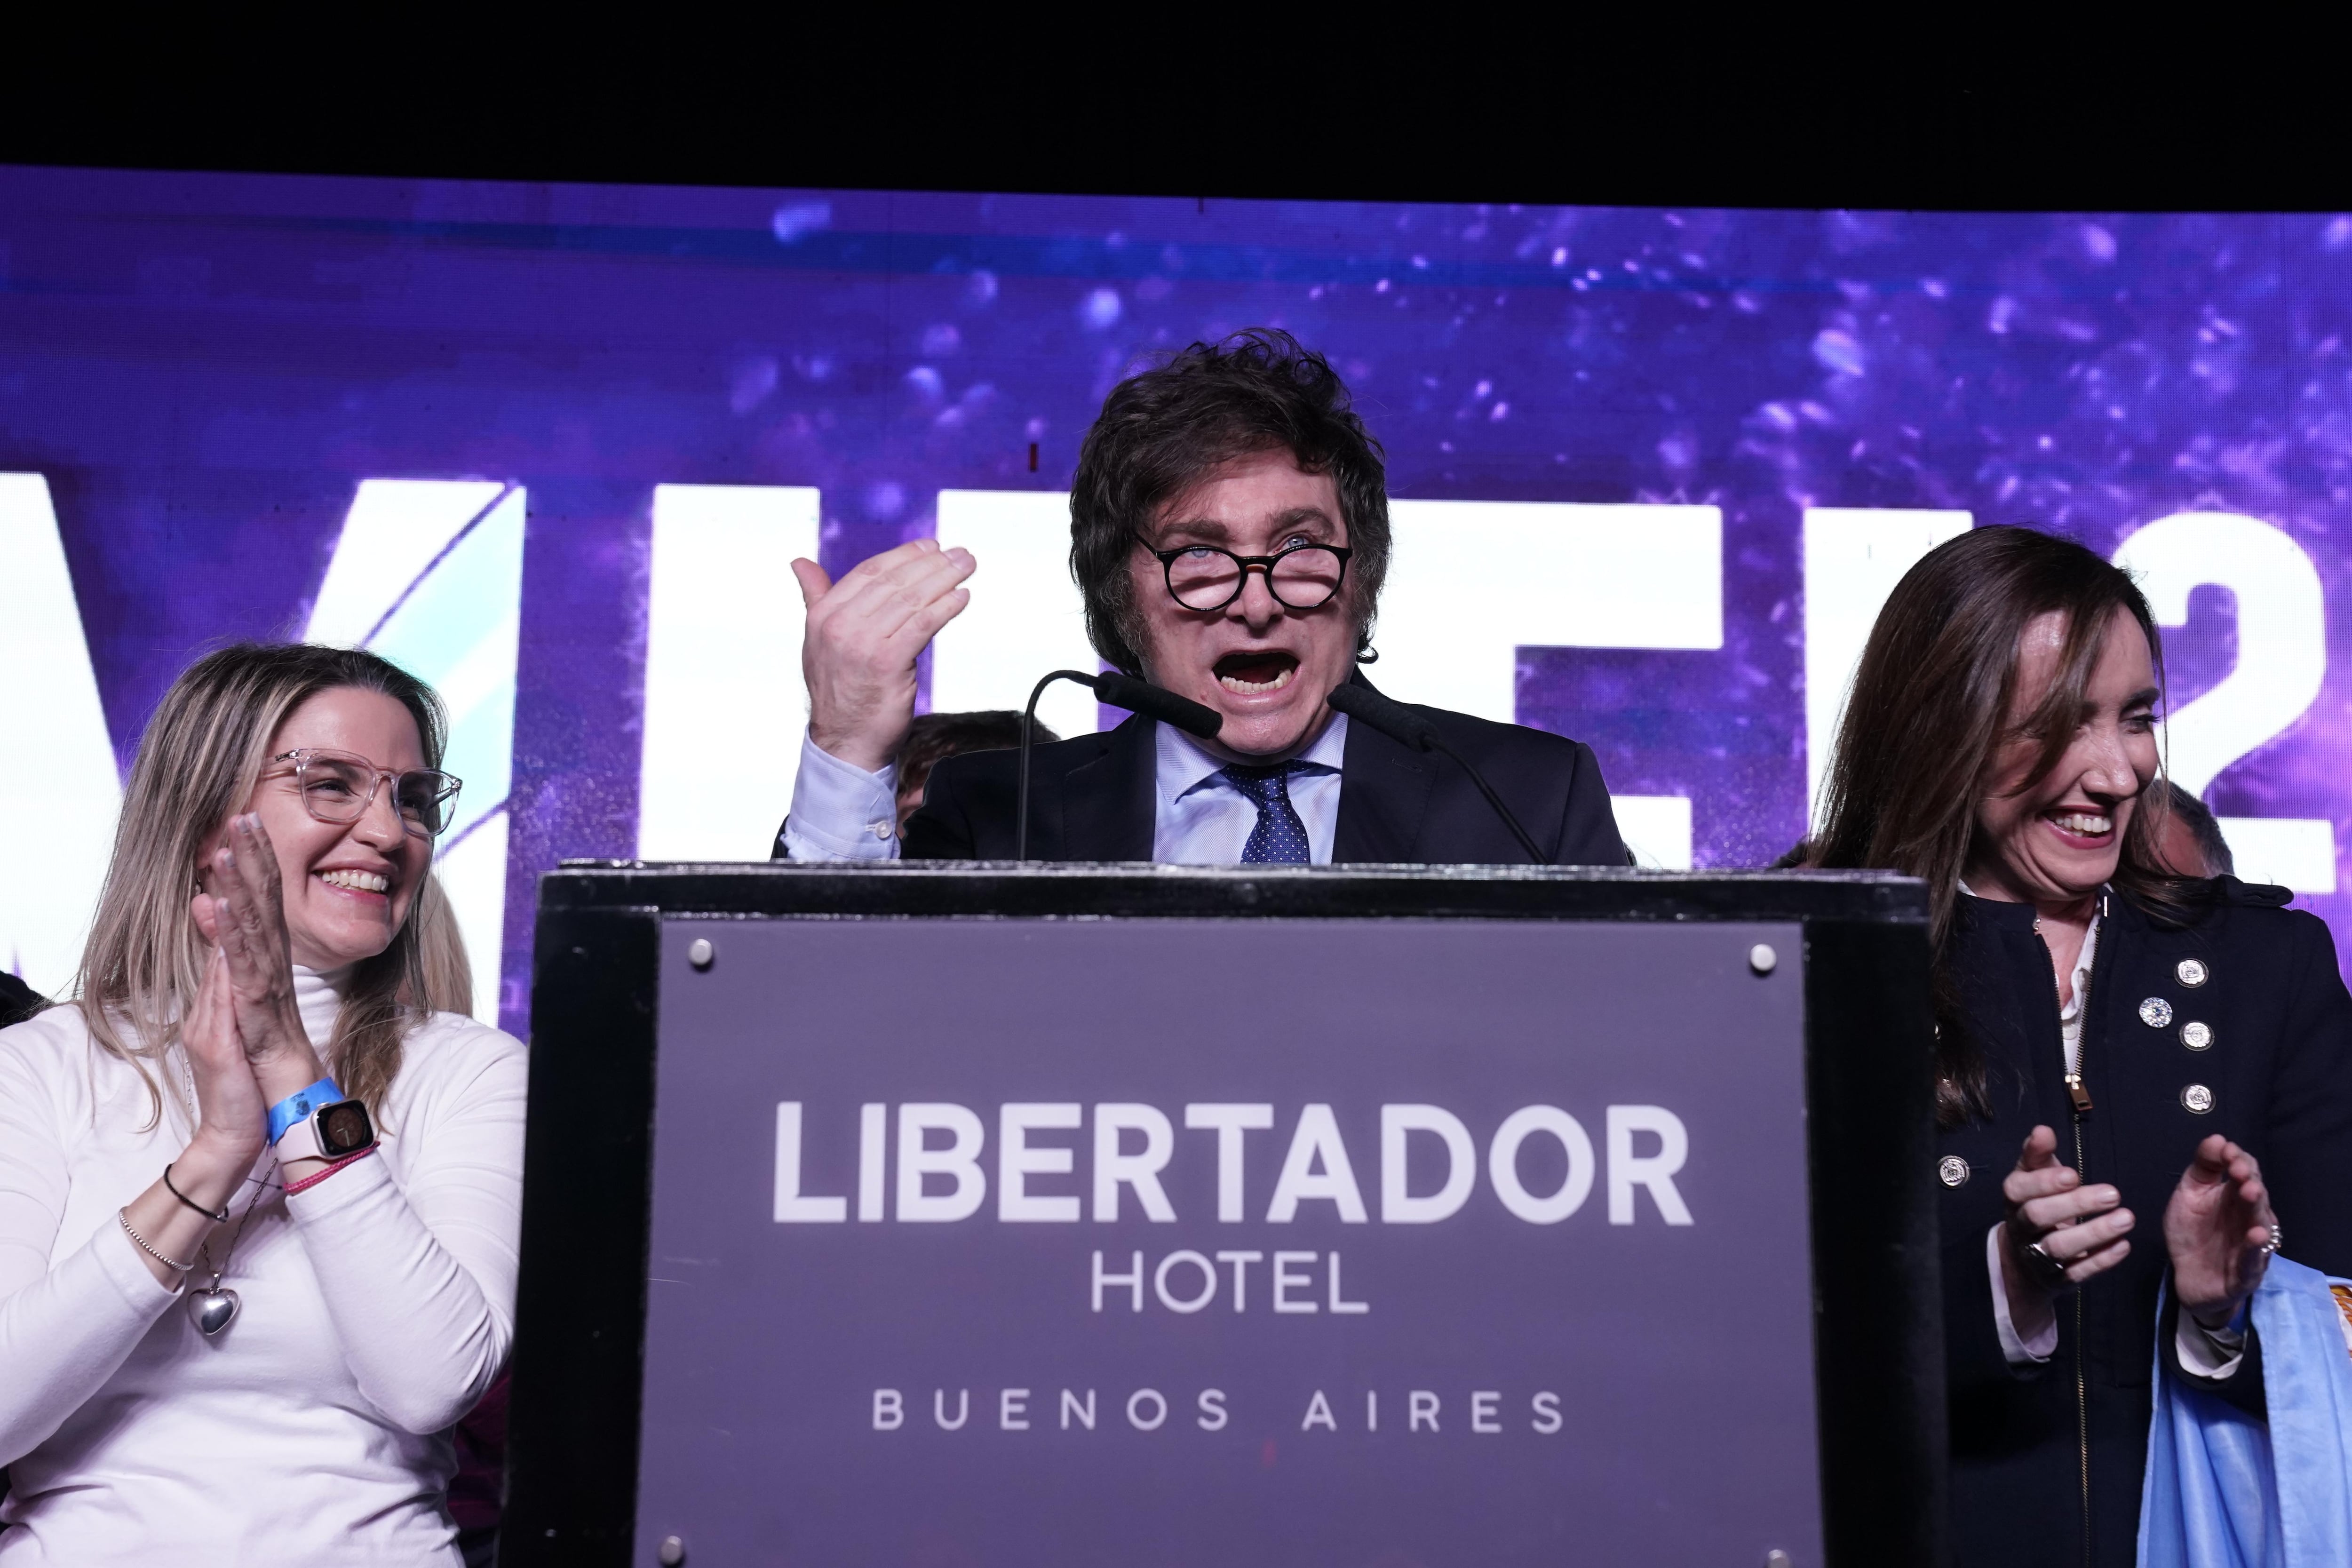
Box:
[633,915,1818,1568]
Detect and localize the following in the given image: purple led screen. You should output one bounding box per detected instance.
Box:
[3,165,2349,1032]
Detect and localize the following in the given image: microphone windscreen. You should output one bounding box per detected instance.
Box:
[1093,672,1224,740]
[1326,682,1437,751]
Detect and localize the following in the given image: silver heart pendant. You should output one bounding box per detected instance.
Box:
[188,1284,240,1337]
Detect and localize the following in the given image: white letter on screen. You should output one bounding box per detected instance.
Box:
[1487,1106,1596,1224]
[1380,1104,1477,1223]
[1607,1105,1694,1225]
[999,1103,1083,1221]
[872,1389,903,1430]
[639,484,822,859]
[773,1102,848,1222]
[929,489,1102,742]
[1093,1103,1177,1221]
[1613,794,1694,871]
[1376,500,1723,724]
[308,478,527,1024]
[897,1103,987,1221]
[2112,512,2335,892]
[1185,1103,1274,1222]
[1801,508,1974,828]
[0,474,122,997]
[1265,1104,1369,1223]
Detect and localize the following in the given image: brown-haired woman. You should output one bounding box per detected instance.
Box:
[0,643,524,1564]
[1809,525,2352,1566]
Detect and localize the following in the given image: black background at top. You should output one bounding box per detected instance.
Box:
[1,23,2343,215]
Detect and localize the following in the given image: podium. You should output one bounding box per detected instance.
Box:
[500,864,1946,1568]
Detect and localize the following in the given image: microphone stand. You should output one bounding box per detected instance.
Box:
[1017,670,1100,863]
[1325,683,1549,865]
[1016,670,1225,861]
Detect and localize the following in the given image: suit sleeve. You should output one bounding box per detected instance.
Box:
[1942,1210,2045,1389]
[1553,741,1632,868]
[2262,915,2352,1277]
[899,760,977,860]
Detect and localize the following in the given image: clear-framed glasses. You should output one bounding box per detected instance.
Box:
[1136,533,1353,612]
[269,749,463,839]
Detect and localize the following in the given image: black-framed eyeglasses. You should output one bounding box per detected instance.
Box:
[1134,533,1353,612]
[268,748,464,839]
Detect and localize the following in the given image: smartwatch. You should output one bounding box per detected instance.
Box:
[276,1098,378,1166]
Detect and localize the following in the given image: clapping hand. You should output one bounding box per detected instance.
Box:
[195,811,328,1098]
[2165,1135,2277,1329]
[1997,1125,2136,1338]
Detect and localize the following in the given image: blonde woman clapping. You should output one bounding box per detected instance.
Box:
[0,644,525,1565]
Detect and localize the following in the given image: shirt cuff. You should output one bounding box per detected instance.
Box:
[2176,1306,2249,1380]
[779,735,902,862]
[1989,1223,2058,1364]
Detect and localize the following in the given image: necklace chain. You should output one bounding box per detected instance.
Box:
[171,1048,284,1288]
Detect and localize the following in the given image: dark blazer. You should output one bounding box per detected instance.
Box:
[1936,881,2352,1568]
[0,971,39,1028]
[799,697,1626,866]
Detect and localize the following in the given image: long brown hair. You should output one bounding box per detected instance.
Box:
[1808,526,2195,1124]
[75,643,460,1127]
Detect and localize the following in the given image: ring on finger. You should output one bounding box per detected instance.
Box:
[2022,1238,2074,1291]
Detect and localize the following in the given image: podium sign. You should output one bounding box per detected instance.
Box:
[505,868,1943,1568]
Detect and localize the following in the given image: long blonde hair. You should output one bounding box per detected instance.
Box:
[75,643,461,1126]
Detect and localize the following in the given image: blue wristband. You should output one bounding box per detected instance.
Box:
[266,1078,343,1145]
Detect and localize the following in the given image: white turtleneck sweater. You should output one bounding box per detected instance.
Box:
[0,970,527,1565]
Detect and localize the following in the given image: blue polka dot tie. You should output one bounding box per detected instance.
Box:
[1221,763,1313,864]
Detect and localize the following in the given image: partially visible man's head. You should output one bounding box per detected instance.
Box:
[1069,330,1388,759]
[2153,780,2236,878]
[893,710,1057,831]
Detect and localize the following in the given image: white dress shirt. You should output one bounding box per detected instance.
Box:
[779,713,1351,865]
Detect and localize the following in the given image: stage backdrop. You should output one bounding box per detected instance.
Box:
[2,167,2347,1031]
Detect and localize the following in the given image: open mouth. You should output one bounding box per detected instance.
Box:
[1214,650,1300,696]
[2042,810,2114,845]
[317,868,392,894]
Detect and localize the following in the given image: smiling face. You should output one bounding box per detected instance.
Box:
[1964,606,2161,907]
[1127,448,1360,761]
[204,685,433,971]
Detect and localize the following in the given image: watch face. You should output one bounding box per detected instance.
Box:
[318,1099,375,1157]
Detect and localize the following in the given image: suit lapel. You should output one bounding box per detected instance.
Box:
[1332,706,1436,863]
[1057,714,1158,861]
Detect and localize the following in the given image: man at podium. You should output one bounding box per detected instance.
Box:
[773,329,1627,867]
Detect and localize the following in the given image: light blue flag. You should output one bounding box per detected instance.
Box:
[2138,1258,2352,1568]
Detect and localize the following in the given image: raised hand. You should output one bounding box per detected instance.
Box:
[180,944,268,1162]
[1998,1124,2136,1338]
[793,539,976,772]
[2165,1134,2277,1329]
[197,812,327,1096]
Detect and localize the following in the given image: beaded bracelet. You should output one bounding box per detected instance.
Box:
[283,1144,378,1196]
[119,1210,195,1274]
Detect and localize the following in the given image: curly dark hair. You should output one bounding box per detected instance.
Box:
[1068,329,1390,675]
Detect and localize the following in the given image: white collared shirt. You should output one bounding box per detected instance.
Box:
[779,712,1351,866]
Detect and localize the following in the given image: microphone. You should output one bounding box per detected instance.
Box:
[1326,683,1549,865]
[1017,670,1222,861]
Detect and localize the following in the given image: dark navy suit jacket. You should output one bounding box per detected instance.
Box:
[776,696,1628,867]
[1936,881,2352,1568]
